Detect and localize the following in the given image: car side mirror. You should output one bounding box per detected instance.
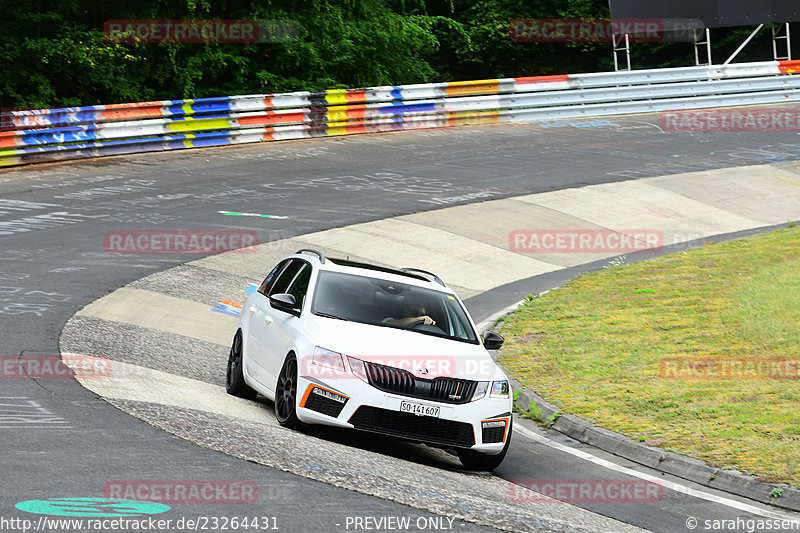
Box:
[483,331,504,350]
[269,293,300,316]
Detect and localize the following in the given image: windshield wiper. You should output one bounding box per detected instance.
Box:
[314,311,350,321]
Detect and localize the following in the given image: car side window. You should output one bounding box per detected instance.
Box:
[286,263,312,309]
[269,259,305,296]
[258,260,289,295]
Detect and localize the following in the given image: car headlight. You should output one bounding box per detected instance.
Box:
[471,381,489,401]
[313,347,344,371]
[347,356,369,383]
[490,380,510,398]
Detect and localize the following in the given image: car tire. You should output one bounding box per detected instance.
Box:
[457,419,512,471]
[275,353,301,429]
[226,330,257,400]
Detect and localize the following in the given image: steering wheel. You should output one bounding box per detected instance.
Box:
[410,321,446,336]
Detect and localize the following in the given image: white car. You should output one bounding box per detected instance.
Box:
[226,249,513,470]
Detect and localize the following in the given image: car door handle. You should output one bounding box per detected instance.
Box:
[249,306,257,313]
[264,316,274,325]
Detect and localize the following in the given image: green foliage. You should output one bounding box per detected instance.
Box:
[543,411,561,428]
[2,0,444,107]
[1,0,796,109]
[523,400,542,421]
[518,399,561,428]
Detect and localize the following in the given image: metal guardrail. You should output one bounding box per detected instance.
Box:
[2,59,799,167]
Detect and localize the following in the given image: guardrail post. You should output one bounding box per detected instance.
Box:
[612,32,631,71]
[693,28,712,66]
[773,23,792,61]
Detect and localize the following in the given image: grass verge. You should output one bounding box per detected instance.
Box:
[498,226,800,485]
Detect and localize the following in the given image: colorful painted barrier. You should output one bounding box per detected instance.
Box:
[2,59,799,167]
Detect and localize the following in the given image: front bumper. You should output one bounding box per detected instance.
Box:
[295,375,512,453]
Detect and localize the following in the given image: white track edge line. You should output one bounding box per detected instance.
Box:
[514,423,800,522]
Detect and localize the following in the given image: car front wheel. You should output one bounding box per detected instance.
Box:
[275,354,301,428]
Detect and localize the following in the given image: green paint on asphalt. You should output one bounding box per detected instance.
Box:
[218,210,287,219]
[15,498,171,517]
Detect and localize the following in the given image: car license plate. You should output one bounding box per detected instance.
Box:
[400,401,440,418]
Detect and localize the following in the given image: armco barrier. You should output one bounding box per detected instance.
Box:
[2,59,799,167]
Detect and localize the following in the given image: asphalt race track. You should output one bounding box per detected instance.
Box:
[2,113,800,533]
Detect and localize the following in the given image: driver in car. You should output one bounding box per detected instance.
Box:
[385,305,436,328]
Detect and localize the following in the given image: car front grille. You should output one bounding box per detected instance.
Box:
[364,361,478,404]
[348,406,475,448]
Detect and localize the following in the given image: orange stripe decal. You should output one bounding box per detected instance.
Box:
[483,417,511,443]
[299,384,315,408]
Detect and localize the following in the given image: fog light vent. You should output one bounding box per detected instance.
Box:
[303,387,347,418]
[481,419,507,443]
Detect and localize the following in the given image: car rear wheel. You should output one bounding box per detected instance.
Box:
[275,354,301,428]
[457,419,512,471]
[226,331,257,399]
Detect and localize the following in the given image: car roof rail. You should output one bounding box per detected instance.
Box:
[296,248,326,264]
[400,267,445,287]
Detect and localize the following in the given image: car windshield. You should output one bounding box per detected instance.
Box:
[311,271,479,344]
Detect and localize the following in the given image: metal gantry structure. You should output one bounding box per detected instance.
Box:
[612,22,792,70]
